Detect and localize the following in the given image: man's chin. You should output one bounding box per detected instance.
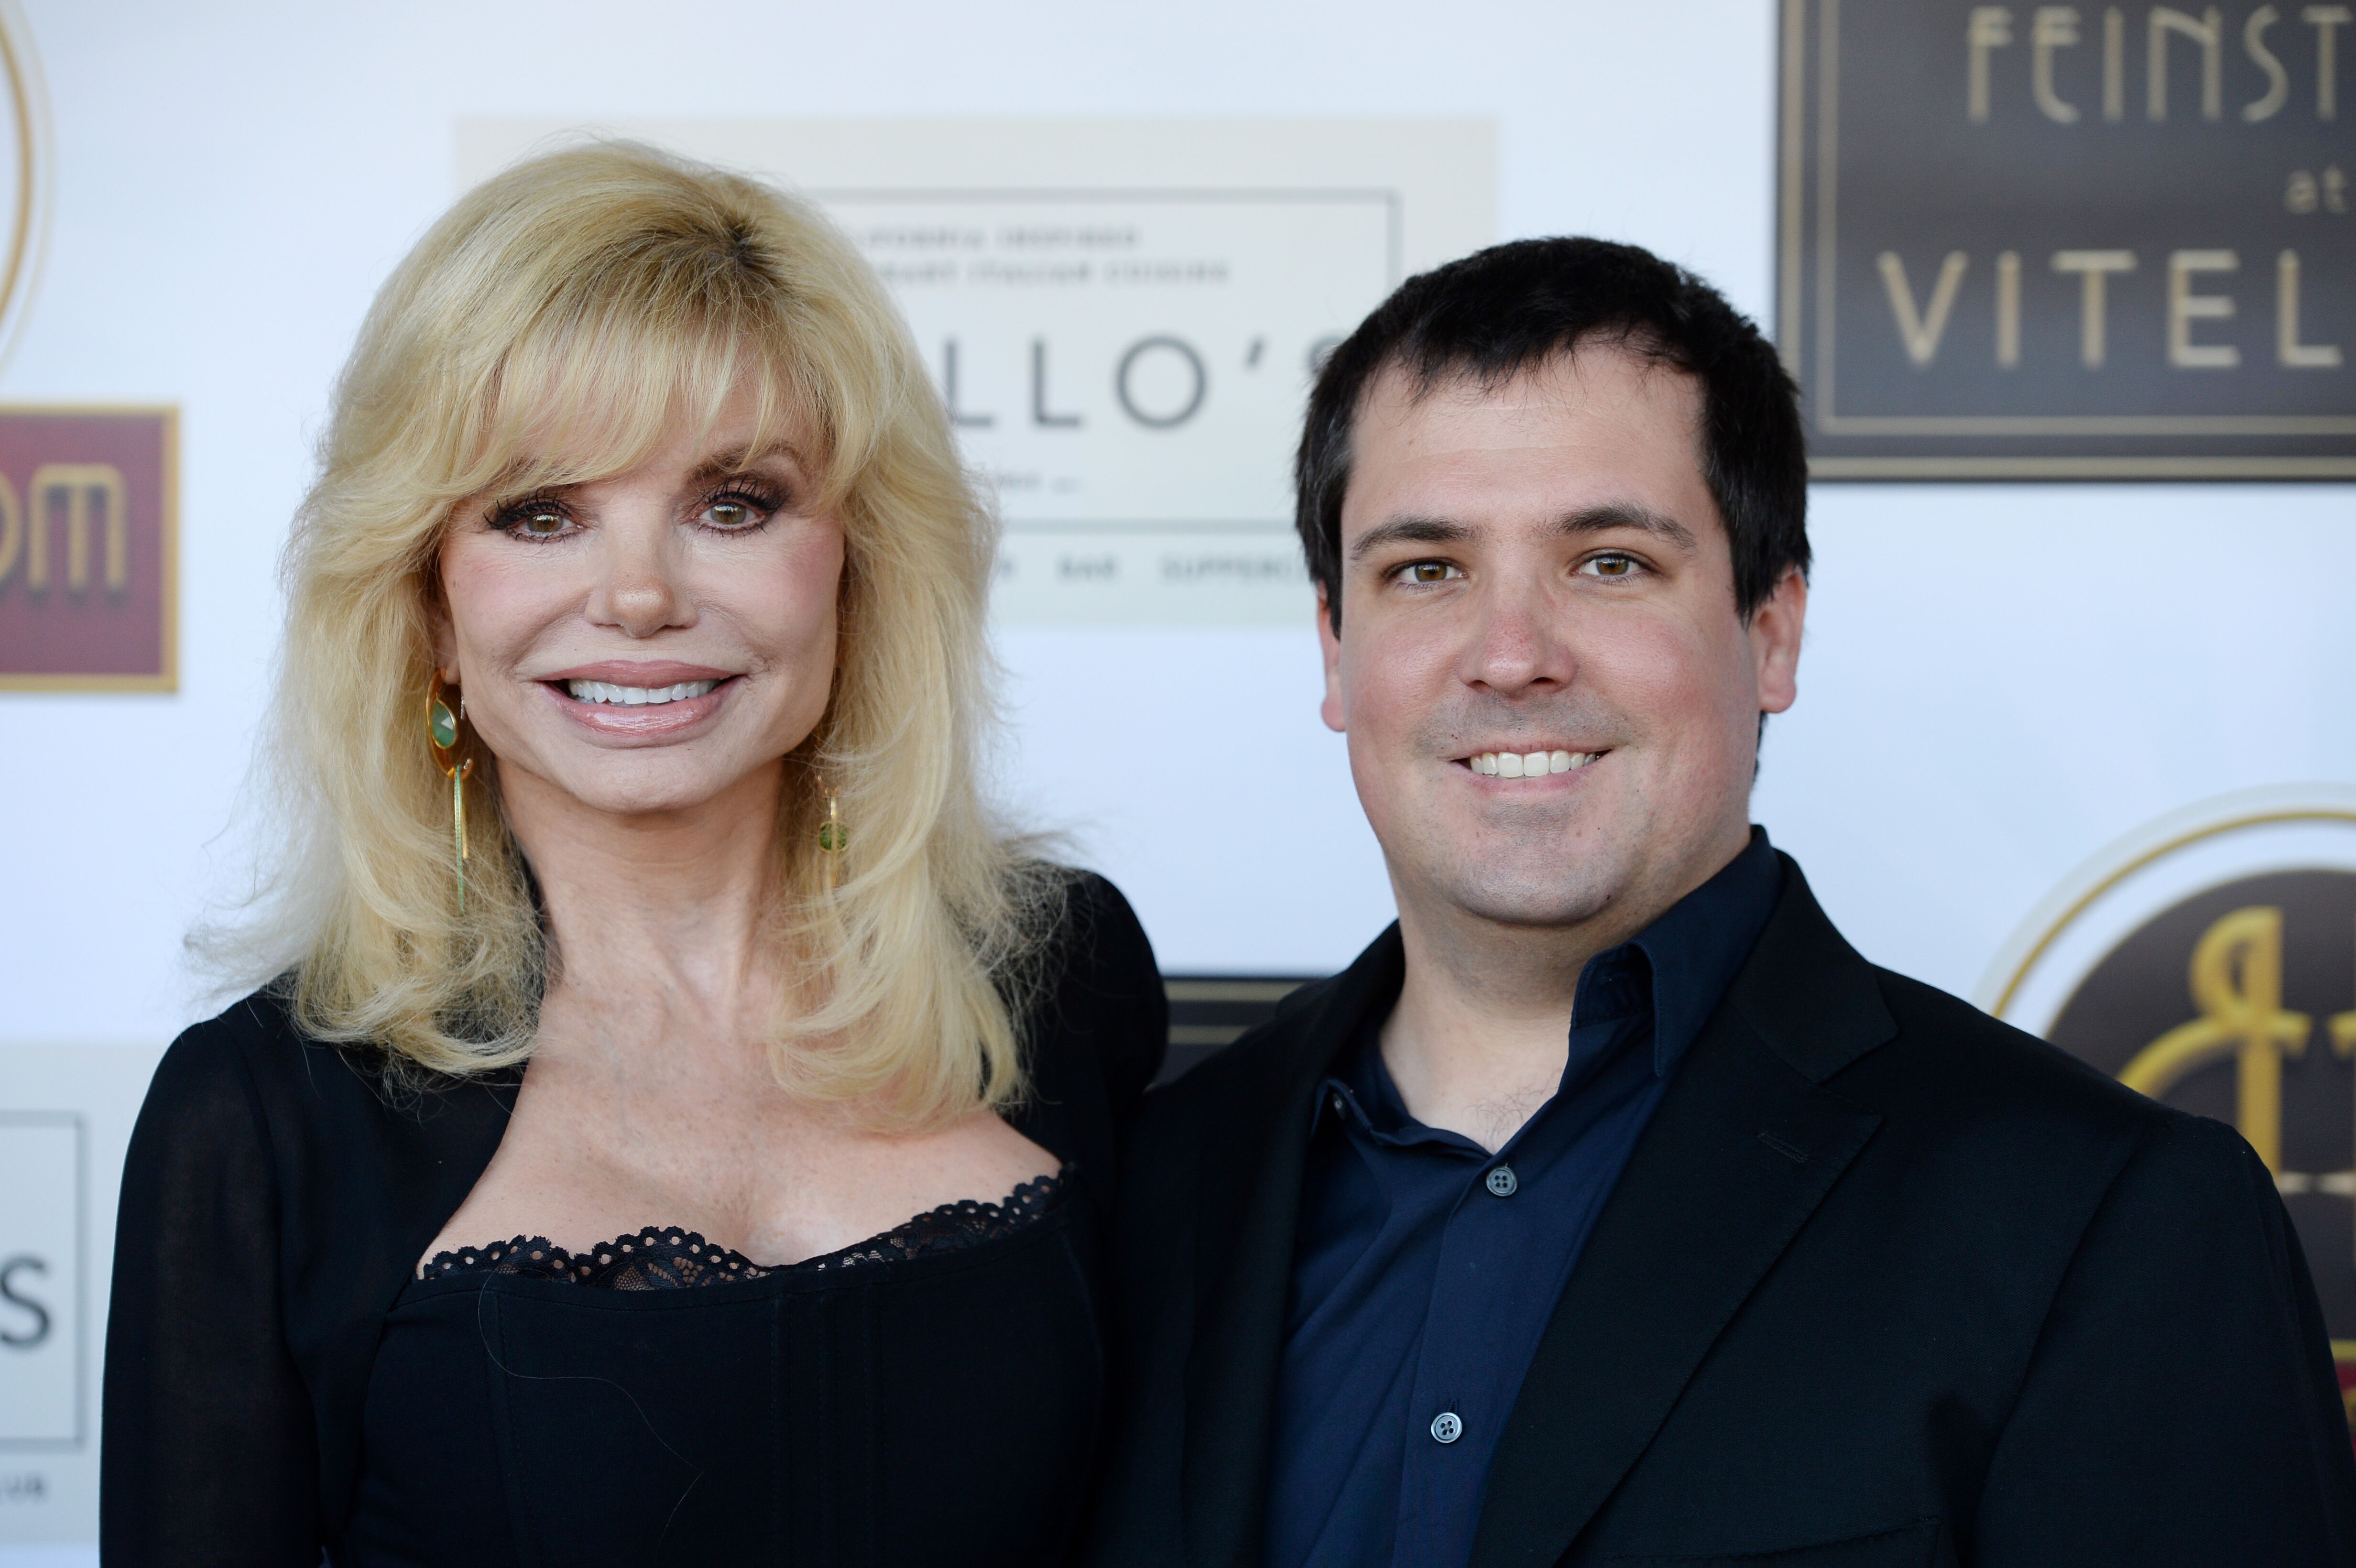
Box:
[1432,866,1623,931]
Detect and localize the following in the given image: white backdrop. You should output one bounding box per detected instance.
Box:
[1,0,2353,1552]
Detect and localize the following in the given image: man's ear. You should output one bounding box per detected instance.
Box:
[1750,566,1807,716]
[1317,585,1346,733]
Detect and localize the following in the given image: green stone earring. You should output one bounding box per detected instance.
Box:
[425,674,473,913]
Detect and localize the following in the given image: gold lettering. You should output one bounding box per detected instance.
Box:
[27,464,129,596]
[1970,6,2016,121]
[1997,250,2023,365]
[2150,6,2225,119]
[2248,5,2293,117]
[2169,249,2240,367]
[0,474,16,588]
[2053,249,2137,365]
[2034,7,2084,119]
[1878,251,1970,365]
[2105,6,2128,116]
[2278,250,2343,364]
[2307,5,2352,116]
[2119,906,2311,1172]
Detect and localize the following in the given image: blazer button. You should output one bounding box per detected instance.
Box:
[1485,1165,1518,1197]
[1430,1411,1463,1444]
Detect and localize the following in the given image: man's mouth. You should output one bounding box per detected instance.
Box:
[1463,749,1605,778]
[561,678,721,707]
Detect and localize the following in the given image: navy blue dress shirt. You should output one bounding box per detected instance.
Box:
[1263,829,1786,1568]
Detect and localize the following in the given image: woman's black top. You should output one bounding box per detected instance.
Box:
[101,873,1166,1568]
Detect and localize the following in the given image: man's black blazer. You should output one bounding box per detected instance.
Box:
[1085,856,2356,1567]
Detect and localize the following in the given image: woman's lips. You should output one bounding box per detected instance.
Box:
[542,673,737,740]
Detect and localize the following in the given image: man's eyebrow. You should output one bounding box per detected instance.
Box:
[1556,502,1698,552]
[1349,516,1474,563]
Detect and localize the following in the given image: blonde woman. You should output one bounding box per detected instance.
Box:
[101,142,1165,1566]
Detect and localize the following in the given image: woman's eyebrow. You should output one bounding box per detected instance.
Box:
[686,445,803,485]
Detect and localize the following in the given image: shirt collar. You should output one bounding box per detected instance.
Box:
[1307,828,1784,1136]
[1601,825,1784,1078]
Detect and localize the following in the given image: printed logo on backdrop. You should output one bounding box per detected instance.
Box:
[0,2,48,380]
[0,409,179,691]
[456,120,1498,624]
[1780,0,2356,477]
[0,1113,81,1456]
[1981,787,2356,1437]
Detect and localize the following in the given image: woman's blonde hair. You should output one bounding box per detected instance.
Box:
[236,139,1059,1127]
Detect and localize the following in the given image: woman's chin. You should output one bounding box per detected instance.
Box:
[508,750,785,825]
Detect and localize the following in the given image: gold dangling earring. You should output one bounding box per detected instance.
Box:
[816,788,846,893]
[425,673,473,914]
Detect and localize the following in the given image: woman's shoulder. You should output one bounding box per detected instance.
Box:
[1036,868,1161,1015]
[141,984,511,1171]
[140,986,307,1138]
[1022,868,1168,1118]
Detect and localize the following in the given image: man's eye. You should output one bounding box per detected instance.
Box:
[1399,561,1461,584]
[1584,554,1639,579]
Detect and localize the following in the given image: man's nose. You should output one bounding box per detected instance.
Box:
[1461,576,1574,695]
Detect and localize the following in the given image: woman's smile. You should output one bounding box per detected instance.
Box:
[536,658,744,743]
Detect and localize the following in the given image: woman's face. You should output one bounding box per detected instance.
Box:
[435,396,845,821]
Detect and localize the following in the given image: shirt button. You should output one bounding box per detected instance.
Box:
[1331,1092,1347,1117]
[1486,1165,1518,1198]
[1430,1411,1463,1444]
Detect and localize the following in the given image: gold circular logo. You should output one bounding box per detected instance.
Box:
[0,4,52,373]
[1983,788,2356,1426]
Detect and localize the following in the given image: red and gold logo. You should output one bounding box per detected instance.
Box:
[1985,789,2356,1442]
[0,408,176,691]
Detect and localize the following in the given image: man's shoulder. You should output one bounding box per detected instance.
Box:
[1841,963,2203,1167]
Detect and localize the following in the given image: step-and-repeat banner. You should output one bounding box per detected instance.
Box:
[4,0,2355,1544]
[1788,0,2356,1417]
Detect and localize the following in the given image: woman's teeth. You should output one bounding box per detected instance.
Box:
[1469,750,1599,778]
[565,679,719,707]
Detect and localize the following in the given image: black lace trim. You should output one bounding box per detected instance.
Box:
[420,1168,1069,1290]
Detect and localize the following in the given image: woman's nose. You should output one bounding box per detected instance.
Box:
[589,526,692,638]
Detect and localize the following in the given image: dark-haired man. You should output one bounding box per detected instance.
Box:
[1084,239,2356,1568]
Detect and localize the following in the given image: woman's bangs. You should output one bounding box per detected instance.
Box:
[460,289,823,504]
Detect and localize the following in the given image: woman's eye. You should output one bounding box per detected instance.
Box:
[1401,561,1460,584]
[499,504,572,539]
[700,494,774,530]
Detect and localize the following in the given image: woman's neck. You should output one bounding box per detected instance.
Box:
[499,761,786,1036]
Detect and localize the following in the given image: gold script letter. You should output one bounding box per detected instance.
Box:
[2119,906,2312,1171]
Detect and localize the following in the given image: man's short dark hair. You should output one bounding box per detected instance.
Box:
[1295,236,1809,632]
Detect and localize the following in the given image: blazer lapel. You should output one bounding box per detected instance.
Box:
[1180,928,1405,1568]
[1468,863,1896,1568]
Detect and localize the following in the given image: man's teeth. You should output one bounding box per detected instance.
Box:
[1468,750,1598,777]
[565,679,720,707]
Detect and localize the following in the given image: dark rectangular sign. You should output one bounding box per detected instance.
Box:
[1781,0,2356,477]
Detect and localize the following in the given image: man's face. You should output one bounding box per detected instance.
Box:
[1320,346,1804,936]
